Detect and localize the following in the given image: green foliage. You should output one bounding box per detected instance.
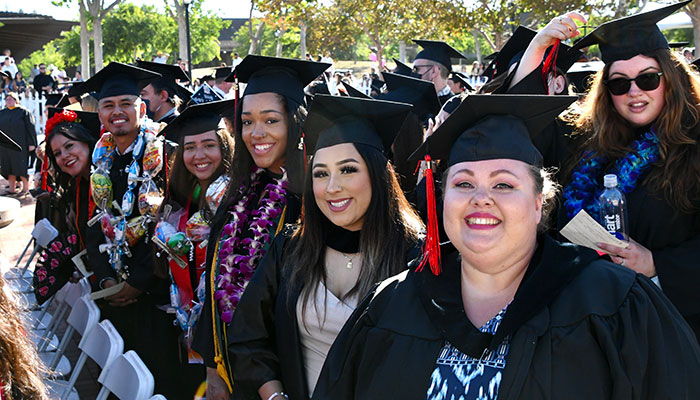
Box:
[102,3,175,63]
[232,19,301,58]
[188,4,229,63]
[17,41,66,79]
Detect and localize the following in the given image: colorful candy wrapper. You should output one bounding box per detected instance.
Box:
[125,216,147,246]
[138,180,163,216]
[92,133,116,170]
[91,172,113,209]
[155,220,178,243]
[142,138,163,177]
[100,215,116,240]
[185,212,210,243]
[205,175,229,212]
[167,232,192,256]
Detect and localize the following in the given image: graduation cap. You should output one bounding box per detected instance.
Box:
[571,1,691,64]
[189,82,223,105]
[566,60,605,93]
[67,82,85,98]
[450,72,474,92]
[370,78,385,93]
[79,62,161,100]
[46,108,102,140]
[159,99,235,143]
[45,93,67,108]
[409,94,577,167]
[214,66,232,80]
[135,60,192,101]
[482,26,537,78]
[484,52,498,61]
[0,129,21,151]
[200,74,215,82]
[0,71,11,80]
[441,94,463,115]
[692,58,700,69]
[342,82,371,99]
[413,40,466,71]
[303,94,413,155]
[229,55,330,107]
[380,71,440,122]
[392,58,413,76]
[668,41,690,48]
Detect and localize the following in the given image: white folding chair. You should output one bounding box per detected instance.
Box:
[39,296,100,377]
[96,351,155,400]
[35,279,90,353]
[6,218,58,287]
[44,319,124,400]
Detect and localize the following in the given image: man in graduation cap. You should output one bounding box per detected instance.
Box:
[411,39,467,104]
[136,60,192,125]
[82,62,190,398]
[212,66,234,99]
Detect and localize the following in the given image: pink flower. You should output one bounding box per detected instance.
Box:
[50,259,60,269]
[39,286,49,296]
[36,267,47,281]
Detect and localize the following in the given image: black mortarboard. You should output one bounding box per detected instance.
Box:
[229,55,330,107]
[692,58,700,69]
[189,82,223,105]
[566,60,605,93]
[200,74,214,82]
[669,41,690,48]
[136,60,190,83]
[303,94,413,155]
[409,94,577,167]
[342,82,371,99]
[450,72,474,92]
[159,99,235,143]
[0,129,21,151]
[441,94,463,115]
[392,58,413,76]
[370,78,385,93]
[413,40,466,71]
[484,52,498,61]
[380,71,440,122]
[0,71,11,80]
[482,26,537,78]
[80,62,161,100]
[45,93,65,107]
[571,1,691,64]
[67,82,84,98]
[214,66,232,80]
[47,108,102,140]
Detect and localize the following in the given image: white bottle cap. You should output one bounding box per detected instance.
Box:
[603,174,618,188]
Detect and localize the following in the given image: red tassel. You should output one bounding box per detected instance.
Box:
[541,40,560,95]
[416,156,441,275]
[41,149,49,191]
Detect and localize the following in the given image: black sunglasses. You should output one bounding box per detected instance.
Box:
[604,72,663,96]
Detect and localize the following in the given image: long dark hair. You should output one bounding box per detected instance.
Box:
[573,48,700,213]
[153,126,234,279]
[286,143,424,313]
[206,94,307,265]
[45,123,97,231]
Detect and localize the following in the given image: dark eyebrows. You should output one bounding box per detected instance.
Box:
[312,157,359,170]
[451,167,518,178]
[241,109,284,116]
[609,66,658,78]
[183,138,218,146]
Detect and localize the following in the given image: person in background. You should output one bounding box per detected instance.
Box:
[0,92,37,196]
[10,71,28,94]
[33,63,55,98]
[509,1,700,343]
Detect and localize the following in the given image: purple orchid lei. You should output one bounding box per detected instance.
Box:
[562,129,660,219]
[214,167,288,323]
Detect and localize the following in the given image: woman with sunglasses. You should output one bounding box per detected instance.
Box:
[508,1,700,342]
[192,56,330,400]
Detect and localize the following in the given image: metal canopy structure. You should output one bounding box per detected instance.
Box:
[0,12,76,61]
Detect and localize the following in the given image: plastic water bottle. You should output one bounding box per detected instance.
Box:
[598,174,628,241]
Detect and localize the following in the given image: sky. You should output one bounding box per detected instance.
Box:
[1,0,254,20]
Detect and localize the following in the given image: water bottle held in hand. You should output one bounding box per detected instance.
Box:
[598,174,628,241]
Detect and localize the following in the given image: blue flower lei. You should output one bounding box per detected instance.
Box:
[562,129,660,219]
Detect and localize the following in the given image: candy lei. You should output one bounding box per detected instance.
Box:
[215,168,288,323]
[562,129,660,219]
[89,119,163,280]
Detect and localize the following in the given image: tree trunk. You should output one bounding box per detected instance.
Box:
[176,1,188,65]
[688,5,700,59]
[276,27,285,57]
[93,15,104,71]
[249,22,264,54]
[399,40,406,62]
[299,20,307,59]
[472,29,482,63]
[79,1,90,78]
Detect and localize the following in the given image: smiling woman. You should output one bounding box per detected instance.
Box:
[312,94,700,400]
[225,94,423,400]
[192,55,331,400]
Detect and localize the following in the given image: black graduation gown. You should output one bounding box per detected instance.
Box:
[84,146,192,399]
[0,106,36,177]
[192,178,302,385]
[313,236,700,400]
[506,67,700,342]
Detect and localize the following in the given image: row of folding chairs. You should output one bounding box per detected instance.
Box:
[5,222,167,399]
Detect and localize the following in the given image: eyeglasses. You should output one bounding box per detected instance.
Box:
[604,72,663,96]
[412,64,433,74]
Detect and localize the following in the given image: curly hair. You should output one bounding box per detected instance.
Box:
[0,275,48,399]
[573,49,700,213]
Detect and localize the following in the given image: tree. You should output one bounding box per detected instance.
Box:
[256,0,319,58]
[232,18,300,58]
[17,42,67,80]
[684,2,700,55]
[163,0,190,68]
